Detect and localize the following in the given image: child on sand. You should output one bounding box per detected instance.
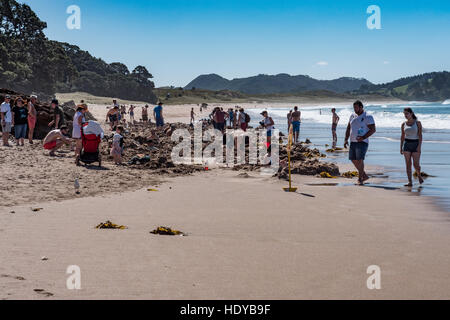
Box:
[111,126,124,165]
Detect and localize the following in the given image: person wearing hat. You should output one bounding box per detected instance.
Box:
[28,95,37,144]
[48,99,65,129]
[12,97,29,146]
[1,95,13,146]
[261,111,275,145]
[73,104,88,162]
[154,102,164,128]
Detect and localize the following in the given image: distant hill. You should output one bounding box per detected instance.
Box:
[185,73,372,94]
[356,71,450,102]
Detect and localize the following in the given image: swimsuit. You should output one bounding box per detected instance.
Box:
[109,114,118,122]
[44,140,57,150]
[292,121,301,133]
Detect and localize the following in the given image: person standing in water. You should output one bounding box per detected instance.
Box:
[400,108,424,186]
[344,101,376,185]
[331,108,340,148]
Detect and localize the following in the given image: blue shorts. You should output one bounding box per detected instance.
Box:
[349,142,369,161]
[292,121,301,133]
[14,124,28,139]
[267,130,272,137]
[156,117,164,127]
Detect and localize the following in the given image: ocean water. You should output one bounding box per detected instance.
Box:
[246,102,450,211]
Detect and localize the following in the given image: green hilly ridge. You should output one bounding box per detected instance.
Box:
[357,71,450,101]
[185,73,372,95]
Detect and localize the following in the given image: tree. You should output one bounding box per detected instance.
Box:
[110,62,130,75]
[132,66,153,84]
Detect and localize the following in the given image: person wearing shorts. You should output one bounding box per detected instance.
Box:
[42,126,71,156]
[261,111,275,146]
[400,108,424,187]
[12,97,29,146]
[73,104,87,162]
[290,106,301,143]
[344,101,376,185]
[142,105,149,124]
[154,102,164,128]
[106,106,120,130]
[238,108,248,131]
[1,95,12,146]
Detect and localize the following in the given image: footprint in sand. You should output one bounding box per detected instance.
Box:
[1,274,26,281]
[34,289,54,297]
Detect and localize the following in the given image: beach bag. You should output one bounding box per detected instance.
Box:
[245,113,251,123]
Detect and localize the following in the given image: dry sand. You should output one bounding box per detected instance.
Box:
[1,98,450,300]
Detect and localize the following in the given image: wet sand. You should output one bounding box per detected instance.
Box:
[1,170,450,299]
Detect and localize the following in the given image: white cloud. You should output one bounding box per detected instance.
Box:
[383,61,390,65]
[316,61,328,66]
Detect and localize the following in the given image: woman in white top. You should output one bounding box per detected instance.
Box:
[73,104,87,163]
[400,108,424,187]
[261,111,275,145]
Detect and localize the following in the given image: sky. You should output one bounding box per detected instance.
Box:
[22,0,450,87]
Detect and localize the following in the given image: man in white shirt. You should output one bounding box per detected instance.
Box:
[1,95,13,147]
[344,100,376,185]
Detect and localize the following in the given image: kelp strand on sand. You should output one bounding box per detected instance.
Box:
[150,226,185,236]
[320,172,338,179]
[342,171,359,178]
[96,221,127,230]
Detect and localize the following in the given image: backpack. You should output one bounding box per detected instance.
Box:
[245,113,251,123]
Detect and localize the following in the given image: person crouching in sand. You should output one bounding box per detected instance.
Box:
[401,108,424,187]
[344,101,376,185]
[111,126,124,165]
[43,125,71,156]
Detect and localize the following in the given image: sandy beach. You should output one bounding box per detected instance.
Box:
[1,170,450,300]
[1,100,450,300]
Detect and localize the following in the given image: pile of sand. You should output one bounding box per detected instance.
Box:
[99,121,339,178]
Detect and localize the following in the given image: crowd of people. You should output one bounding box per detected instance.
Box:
[0,94,38,147]
[106,100,165,130]
[0,94,425,186]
